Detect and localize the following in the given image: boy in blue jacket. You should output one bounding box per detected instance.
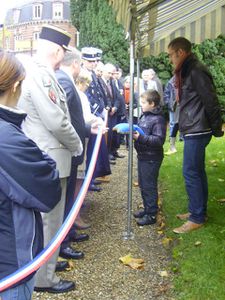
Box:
[133,89,166,226]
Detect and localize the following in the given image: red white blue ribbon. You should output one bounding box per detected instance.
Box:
[0,116,107,292]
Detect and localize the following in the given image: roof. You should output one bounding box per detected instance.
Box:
[109,0,225,57]
[5,0,70,25]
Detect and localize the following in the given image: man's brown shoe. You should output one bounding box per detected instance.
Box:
[176,212,190,220]
[173,221,203,234]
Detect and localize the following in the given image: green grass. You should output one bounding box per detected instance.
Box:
[160,135,225,300]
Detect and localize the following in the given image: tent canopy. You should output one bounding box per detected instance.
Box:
[109,0,225,57]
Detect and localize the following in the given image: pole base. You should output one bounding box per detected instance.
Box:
[122,231,135,240]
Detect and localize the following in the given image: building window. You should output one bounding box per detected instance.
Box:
[33,32,39,40]
[33,4,42,19]
[13,9,20,24]
[53,2,63,20]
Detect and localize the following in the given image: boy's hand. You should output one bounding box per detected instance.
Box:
[133,131,140,140]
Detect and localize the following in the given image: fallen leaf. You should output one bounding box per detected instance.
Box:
[158,198,162,207]
[119,254,144,270]
[209,159,217,164]
[209,160,218,167]
[162,237,173,248]
[158,270,169,277]
[217,199,225,203]
[128,261,144,270]
[158,221,166,230]
[194,241,202,247]
[66,259,76,270]
[157,230,164,235]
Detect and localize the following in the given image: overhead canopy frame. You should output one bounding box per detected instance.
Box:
[109,0,225,57]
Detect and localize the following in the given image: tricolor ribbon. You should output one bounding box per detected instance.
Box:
[0,113,108,292]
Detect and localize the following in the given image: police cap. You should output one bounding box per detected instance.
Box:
[81,47,97,61]
[95,48,103,61]
[39,25,71,51]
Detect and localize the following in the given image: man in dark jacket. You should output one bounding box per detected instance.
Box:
[56,47,91,261]
[168,37,224,234]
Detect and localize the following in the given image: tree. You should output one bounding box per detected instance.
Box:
[70,0,129,73]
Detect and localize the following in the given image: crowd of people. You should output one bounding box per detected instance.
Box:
[0,24,223,300]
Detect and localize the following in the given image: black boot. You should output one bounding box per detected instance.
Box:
[133,209,145,218]
[136,214,156,226]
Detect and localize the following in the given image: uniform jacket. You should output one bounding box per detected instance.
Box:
[97,77,112,109]
[86,71,105,117]
[134,107,166,161]
[18,59,83,178]
[179,54,223,137]
[55,69,91,166]
[0,106,61,283]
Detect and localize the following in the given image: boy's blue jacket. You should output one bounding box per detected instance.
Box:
[0,106,61,283]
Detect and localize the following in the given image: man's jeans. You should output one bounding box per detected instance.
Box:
[138,159,162,215]
[0,276,34,300]
[183,134,212,224]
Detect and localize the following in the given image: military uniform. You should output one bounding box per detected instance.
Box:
[18,25,82,291]
[81,47,111,183]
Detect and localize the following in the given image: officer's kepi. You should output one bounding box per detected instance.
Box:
[81,47,97,61]
[39,25,71,51]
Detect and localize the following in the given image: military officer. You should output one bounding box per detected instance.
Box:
[81,47,111,190]
[18,25,83,294]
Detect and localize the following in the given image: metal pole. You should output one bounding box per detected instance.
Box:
[136,58,141,120]
[123,0,136,240]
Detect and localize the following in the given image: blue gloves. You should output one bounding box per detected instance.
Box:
[113,123,144,135]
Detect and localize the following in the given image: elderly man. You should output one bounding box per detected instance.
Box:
[56,47,92,261]
[18,25,83,293]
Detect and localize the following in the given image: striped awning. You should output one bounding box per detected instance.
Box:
[109,0,225,56]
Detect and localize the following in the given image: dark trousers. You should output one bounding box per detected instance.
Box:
[86,134,111,179]
[138,159,162,215]
[107,113,119,155]
[183,134,212,224]
[61,160,78,249]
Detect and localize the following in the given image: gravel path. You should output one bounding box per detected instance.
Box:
[33,146,172,300]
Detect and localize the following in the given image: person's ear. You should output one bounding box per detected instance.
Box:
[177,49,185,57]
[12,81,21,93]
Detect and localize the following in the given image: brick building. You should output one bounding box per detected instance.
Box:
[2,0,77,54]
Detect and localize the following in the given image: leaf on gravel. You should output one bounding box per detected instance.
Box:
[217,199,225,203]
[194,241,202,247]
[157,230,164,235]
[119,254,144,270]
[162,237,173,248]
[158,221,166,230]
[158,270,169,277]
[67,260,76,270]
